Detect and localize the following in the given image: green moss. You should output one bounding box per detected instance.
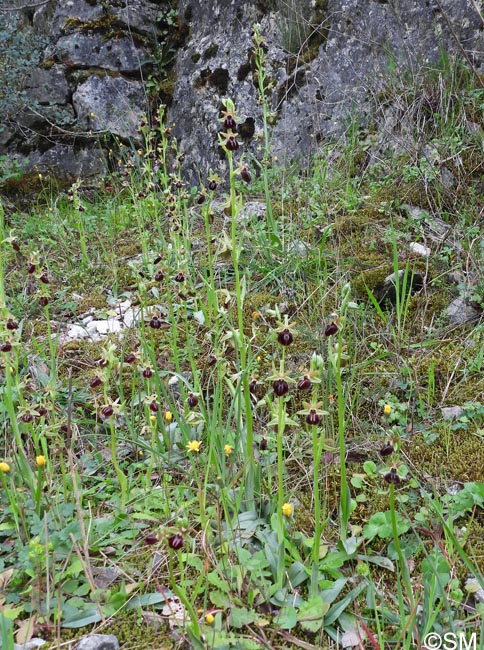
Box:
[191,52,201,64]
[63,14,145,44]
[352,266,394,298]
[76,292,107,314]
[409,429,484,483]
[157,75,176,106]
[45,610,169,649]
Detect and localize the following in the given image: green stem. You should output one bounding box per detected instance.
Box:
[277,396,285,543]
[228,151,255,509]
[335,336,349,541]
[389,484,414,608]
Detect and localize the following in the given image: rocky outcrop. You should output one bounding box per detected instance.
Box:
[169,0,484,181]
[0,0,482,187]
[0,0,184,184]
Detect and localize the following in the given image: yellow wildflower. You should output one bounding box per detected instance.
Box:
[282,502,293,517]
[0,462,10,473]
[187,440,202,453]
[165,411,173,422]
[36,455,46,467]
[224,444,233,457]
[205,613,215,625]
[383,404,392,415]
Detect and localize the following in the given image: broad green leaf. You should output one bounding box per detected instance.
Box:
[210,590,232,608]
[229,607,255,628]
[207,571,231,593]
[321,550,349,570]
[298,597,330,633]
[356,554,394,571]
[363,461,377,475]
[1,604,24,620]
[320,578,348,603]
[62,609,102,628]
[287,562,308,588]
[276,605,297,629]
[340,536,361,556]
[325,582,367,626]
[351,475,364,488]
[126,592,170,609]
[363,511,410,540]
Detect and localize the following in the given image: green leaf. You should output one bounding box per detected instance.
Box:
[320,578,348,603]
[363,511,410,540]
[62,608,102,628]
[126,592,170,609]
[351,475,364,488]
[210,590,232,608]
[207,571,231,593]
[0,604,24,620]
[229,607,255,628]
[356,554,394,571]
[363,461,377,475]
[287,562,308,588]
[321,550,350,570]
[297,597,330,633]
[276,605,297,629]
[340,536,361,556]
[325,582,368,626]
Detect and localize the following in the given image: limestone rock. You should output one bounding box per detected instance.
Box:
[73,76,146,142]
[25,145,106,180]
[3,0,484,185]
[409,242,430,257]
[380,270,425,305]
[231,201,266,225]
[23,66,69,105]
[169,0,484,180]
[55,34,148,74]
[441,406,464,420]
[75,635,119,650]
[13,639,46,650]
[446,297,482,325]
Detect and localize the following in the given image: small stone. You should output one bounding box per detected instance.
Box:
[446,483,462,496]
[381,270,424,305]
[441,406,463,420]
[230,201,266,225]
[88,319,123,335]
[91,566,122,589]
[409,242,430,257]
[287,239,309,258]
[75,635,119,650]
[465,578,484,604]
[116,299,132,312]
[168,372,193,398]
[142,611,165,631]
[446,297,482,325]
[122,307,141,328]
[14,639,46,650]
[67,324,89,340]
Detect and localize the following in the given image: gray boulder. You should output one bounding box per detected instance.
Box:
[55,34,148,74]
[73,76,147,142]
